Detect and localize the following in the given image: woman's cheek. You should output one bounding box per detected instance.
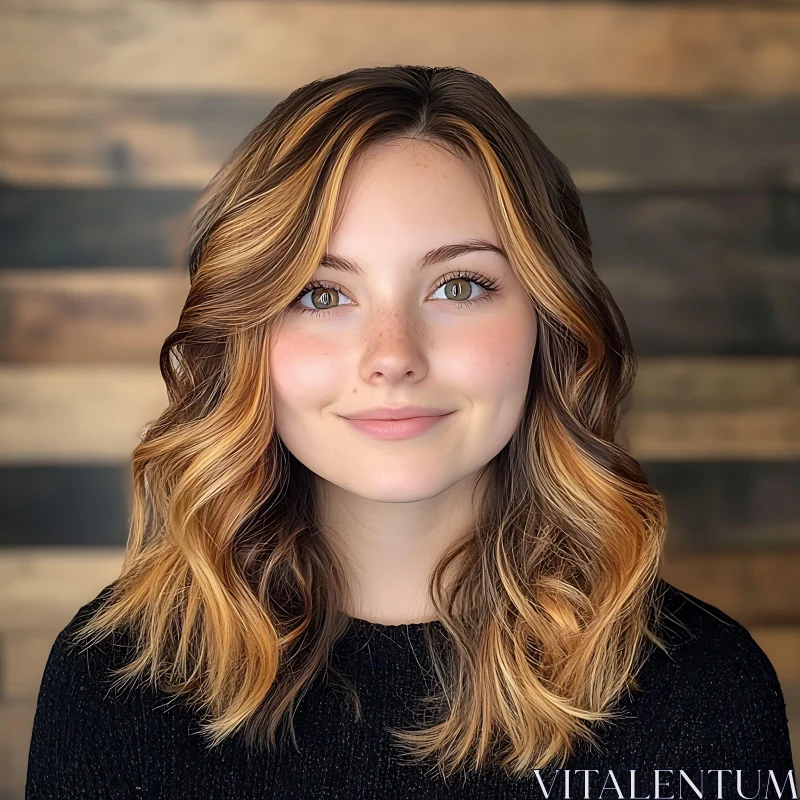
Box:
[270,331,345,410]
[445,317,534,393]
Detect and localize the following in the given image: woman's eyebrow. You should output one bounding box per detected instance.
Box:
[317,239,507,276]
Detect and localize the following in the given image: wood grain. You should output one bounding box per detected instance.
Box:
[0,547,124,631]
[1,186,798,356]
[0,360,797,462]
[0,187,194,268]
[2,2,799,795]
[645,461,800,547]
[0,545,797,627]
[2,92,800,189]
[0,269,189,364]
[749,626,800,685]
[0,366,167,462]
[1,460,799,547]
[621,359,800,460]
[660,547,800,625]
[2,266,799,364]
[2,2,800,96]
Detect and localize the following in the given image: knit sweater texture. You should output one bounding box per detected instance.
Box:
[26,578,795,799]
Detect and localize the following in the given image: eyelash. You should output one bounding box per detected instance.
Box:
[291,270,501,318]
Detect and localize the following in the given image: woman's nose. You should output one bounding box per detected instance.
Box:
[357,310,429,384]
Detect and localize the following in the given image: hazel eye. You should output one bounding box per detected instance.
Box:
[291,269,501,318]
[298,285,355,311]
[431,277,486,302]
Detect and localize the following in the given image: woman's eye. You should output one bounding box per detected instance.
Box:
[293,273,498,317]
[431,277,486,302]
[298,286,355,312]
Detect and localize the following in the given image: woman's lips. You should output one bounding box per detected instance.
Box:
[342,412,455,440]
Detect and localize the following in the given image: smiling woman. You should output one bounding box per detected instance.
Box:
[26,65,794,798]
[269,138,538,590]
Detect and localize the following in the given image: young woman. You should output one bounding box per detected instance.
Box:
[27,65,794,798]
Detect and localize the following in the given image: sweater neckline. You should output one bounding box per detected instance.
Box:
[345,614,445,634]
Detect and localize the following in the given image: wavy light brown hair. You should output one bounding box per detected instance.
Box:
[71,64,669,781]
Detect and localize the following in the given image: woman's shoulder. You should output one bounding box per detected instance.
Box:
[35,580,143,716]
[649,575,782,686]
[47,577,785,688]
[48,581,116,640]
[638,577,794,768]
[38,577,790,721]
[27,583,148,797]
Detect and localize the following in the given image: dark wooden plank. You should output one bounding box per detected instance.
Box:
[2,462,798,547]
[513,97,800,191]
[3,92,800,190]
[0,466,130,547]
[647,461,800,547]
[1,187,798,355]
[0,187,194,268]
[588,190,800,355]
[2,2,799,96]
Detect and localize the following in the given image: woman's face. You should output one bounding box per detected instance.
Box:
[269,138,538,503]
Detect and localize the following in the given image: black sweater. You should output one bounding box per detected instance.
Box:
[26,578,795,799]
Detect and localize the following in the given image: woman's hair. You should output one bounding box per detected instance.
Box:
[71,64,669,781]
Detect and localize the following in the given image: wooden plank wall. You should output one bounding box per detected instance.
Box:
[0,1,798,795]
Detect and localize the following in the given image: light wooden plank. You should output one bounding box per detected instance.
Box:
[0,366,167,462]
[0,547,123,632]
[619,358,800,460]
[1,2,800,96]
[1,629,61,700]
[1,546,798,628]
[749,626,800,686]
[660,547,800,624]
[3,92,800,189]
[0,269,189,364]
[1,359,798,462]
[791,720,800,772]
[0,699,35,798]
